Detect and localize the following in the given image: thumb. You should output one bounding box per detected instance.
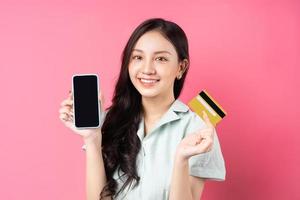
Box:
[202,110,213,128]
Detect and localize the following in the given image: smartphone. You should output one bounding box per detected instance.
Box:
[72,74,100,128]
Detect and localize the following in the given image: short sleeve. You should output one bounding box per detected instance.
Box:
[185,111,226,181]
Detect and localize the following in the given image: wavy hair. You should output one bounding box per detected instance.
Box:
[100,18,190,199]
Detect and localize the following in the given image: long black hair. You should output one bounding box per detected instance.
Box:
[100,18,190,199]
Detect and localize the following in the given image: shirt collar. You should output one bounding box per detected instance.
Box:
[137,99,189,141]
[170,99,189,113]
[157,99,189,128]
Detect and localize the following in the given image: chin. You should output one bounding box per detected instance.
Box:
[139,92,159,98]
[136,89,160,98]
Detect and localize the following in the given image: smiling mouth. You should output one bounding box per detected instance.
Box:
[139,78,159,83]
[138,78,160,86]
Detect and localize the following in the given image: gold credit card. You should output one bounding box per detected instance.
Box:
[188,90,227,127]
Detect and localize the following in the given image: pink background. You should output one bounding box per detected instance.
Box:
[1,0,299,199]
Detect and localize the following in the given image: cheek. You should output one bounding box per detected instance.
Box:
[128,65,138,81]
[157,65,178,80]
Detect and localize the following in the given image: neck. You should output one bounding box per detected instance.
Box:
[142,94,175,122]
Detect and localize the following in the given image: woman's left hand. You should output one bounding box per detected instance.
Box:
[176,111,215,161]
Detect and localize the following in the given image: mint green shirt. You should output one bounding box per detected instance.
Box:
[110,99,226,200]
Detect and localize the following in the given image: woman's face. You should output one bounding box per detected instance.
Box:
[128,30,185,100]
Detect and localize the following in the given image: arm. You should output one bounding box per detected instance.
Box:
[170,111,214,200]
[84,133,111,200]
[169,156,205,200]
[189,175,205,200]
[59,90,109,200]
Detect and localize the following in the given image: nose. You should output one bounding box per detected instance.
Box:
[141,59,156,75]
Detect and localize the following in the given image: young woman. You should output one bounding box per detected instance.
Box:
[59,18,225,200]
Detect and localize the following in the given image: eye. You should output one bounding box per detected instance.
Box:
[156,57,168,62]
[132,55,142,60]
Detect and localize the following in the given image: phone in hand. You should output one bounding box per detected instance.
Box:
[72,74,101,128]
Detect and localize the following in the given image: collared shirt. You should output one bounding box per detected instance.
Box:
[110,99,226,200]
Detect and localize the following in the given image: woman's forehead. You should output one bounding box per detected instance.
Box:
[133,31,177,55]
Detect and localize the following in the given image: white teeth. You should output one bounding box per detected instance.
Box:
[140,78,158,83]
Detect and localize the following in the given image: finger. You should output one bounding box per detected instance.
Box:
[59,107,72,115]
[59,113,70,121]
[188,145,204,155]
[195,133,209,145]
[202,110,214,128]
[196,137,213,153]
[59,104,73,113]
[61,98,73,106]
[68,90,73,100]
[200,127,215,134]
[194,130,214,145]
[61,112,74,122]
[61,104,73,110]
[195,128,214,137]
[191,139,212,154]
[195,136,203,144]
[198,130,212,137]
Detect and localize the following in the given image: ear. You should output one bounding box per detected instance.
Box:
[177,59,189,77]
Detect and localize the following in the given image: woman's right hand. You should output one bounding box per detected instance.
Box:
[59,89,105,145]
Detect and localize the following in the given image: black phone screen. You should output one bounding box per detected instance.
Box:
[72,75,100,128]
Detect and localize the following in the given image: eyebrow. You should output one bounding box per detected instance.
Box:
[132,49,172,55]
